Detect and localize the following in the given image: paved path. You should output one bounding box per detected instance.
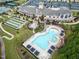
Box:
[59,21,79,25]
[0,37,5,59]
[0,22,14,40]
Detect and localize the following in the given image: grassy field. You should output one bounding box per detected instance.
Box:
[1,22,44,59]
[1,23,34,59]
[0,1,37,58]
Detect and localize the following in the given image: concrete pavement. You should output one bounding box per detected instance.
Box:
[0,37,5,59]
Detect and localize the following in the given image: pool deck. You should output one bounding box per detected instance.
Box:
[23,25,65,59]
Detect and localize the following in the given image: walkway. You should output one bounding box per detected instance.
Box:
[0,37,5,59]
[0,22,14,40]
[59,21,79,25]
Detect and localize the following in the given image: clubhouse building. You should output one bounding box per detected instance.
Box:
[18,2,74,21]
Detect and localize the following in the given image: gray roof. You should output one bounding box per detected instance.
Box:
[0,7,10,14]
[18,5,71,16]
[0,0,13,2]
[37,7,71,16]
[19,6,36,15]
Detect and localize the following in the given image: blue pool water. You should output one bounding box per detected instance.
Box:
[32,29,58,50]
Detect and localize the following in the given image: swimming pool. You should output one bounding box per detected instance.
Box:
[32,29,58,50]
[23,25,65,59]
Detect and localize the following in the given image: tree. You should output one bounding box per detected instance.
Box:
[52,24,79,59]
[39,15,45,21]
[32,14,36,19]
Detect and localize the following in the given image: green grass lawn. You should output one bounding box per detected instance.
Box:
[2,24,34,59]
[0,17,44,59]
[72,11,79,17]
[0,5,36,59]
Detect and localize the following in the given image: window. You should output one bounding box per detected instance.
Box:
[65,15,67,18]
[61,15,63,18]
